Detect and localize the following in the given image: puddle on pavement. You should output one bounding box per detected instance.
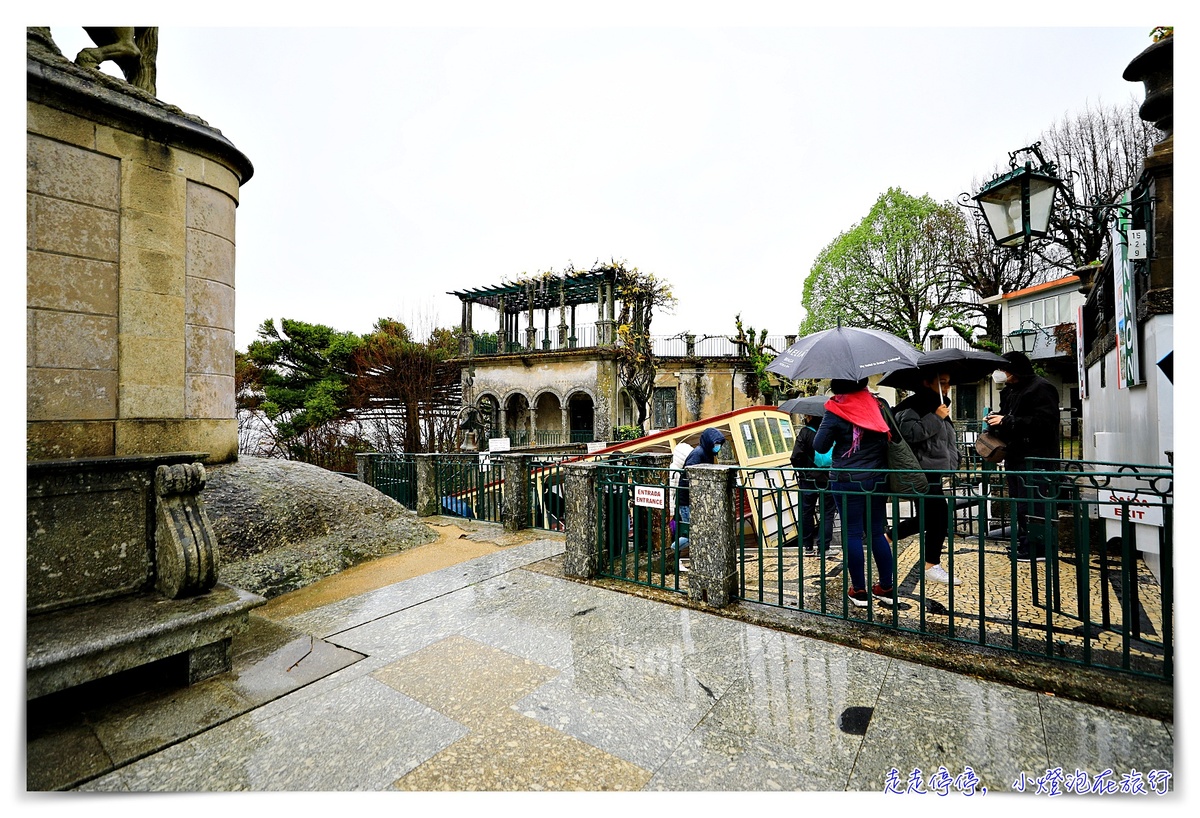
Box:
[256,524,503,619]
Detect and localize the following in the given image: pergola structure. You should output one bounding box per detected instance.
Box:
[449,268,620,355]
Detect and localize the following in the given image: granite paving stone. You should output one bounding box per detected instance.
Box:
[82,674,468,791]
[1038,693,1174,783]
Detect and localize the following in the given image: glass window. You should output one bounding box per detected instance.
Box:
[1060,293,1074,323]
[779,418,795,450]
[1032,298,1045,327]
[753,418,772,455]
[766,417,785,454]
[1043,296,1058,326]
[740,421,760,459]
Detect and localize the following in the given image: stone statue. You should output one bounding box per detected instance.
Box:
[74,27,158,96]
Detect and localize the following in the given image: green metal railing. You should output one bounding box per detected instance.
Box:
[595,464,685,593]
[373,454,416,510]
[433,453,504,523]
[528,456,572,531]
[733,460,1172,681]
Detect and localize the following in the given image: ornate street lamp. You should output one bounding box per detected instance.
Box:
[1007,320,1043,355]
[971,143,1061,247]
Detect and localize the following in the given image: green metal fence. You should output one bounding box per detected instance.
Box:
[595,464,687,593]
[433,453,504,523]
[734,460,1172,681]
[528,455,573,531]
[373,454,417,510]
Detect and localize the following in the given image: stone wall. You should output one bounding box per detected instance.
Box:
[27,42,252,463]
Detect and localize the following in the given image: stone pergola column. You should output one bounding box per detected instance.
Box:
[685,464,738,607]
[561,405,570,442]
[498,407,507,438]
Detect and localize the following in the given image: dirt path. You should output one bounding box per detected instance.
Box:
[256,519,553,620]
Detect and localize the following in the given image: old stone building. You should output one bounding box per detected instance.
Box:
[449,268,772,447]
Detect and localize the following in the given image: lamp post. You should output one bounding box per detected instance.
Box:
[967,141,1152,252]
[972,144,1061,247]
[1007,319,1043,355]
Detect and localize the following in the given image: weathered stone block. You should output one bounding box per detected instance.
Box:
[26,250,118,314]
[187,181,236,241]
[27,462,156,613]
[119,290,184,339]
[199,159,241,202]
[27,368,117,421]
[26,421,115,460]
[122,244,185,296]
[123,161,186,222]
[186,325,235,376]
[120,382,185,419]
[26,101,96,148]
[186,373,235,419]
[186,277,234,330]
[414,454,439,517]
[120,207,184,258]
[186,228,235,286]
[28,194,119,260]
[119,335,185,395]
[115,419,238,464]
[27,134,119,208]
[29,310,117,370]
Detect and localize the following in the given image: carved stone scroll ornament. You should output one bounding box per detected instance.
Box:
[154,463,219,598]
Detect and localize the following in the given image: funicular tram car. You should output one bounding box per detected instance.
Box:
[526,406,805,546]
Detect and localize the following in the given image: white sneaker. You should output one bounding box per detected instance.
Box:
[925,564,961,586]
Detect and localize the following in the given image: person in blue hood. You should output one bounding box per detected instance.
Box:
[672,427,724,562]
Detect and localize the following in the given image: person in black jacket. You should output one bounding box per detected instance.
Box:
[894,371,961,585]
[985,351,1061,561]
[789,413,839,557]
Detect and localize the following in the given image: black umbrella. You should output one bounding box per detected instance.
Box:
[765,326,922,382]
[878,347,1009,392]
[778,395,829,416]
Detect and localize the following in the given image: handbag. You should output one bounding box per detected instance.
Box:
[876,399,930,495]
[975,430,1008,463]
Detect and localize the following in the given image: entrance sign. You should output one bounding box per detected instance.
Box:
[634,485,665,509]
[586,441,608,454]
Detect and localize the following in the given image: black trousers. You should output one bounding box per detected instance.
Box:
[894,474,948,565]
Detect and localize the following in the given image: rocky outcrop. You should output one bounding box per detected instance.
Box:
[203,457,437,598]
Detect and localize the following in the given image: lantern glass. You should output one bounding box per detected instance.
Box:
[974,165,1062,247]
[1026,174,1058,238]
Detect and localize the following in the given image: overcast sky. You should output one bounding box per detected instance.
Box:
[41,11,1172,352]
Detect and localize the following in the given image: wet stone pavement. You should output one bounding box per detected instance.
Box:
[27,532,1173,794]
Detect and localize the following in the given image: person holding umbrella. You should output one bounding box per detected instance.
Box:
[893,371,961,585]
[812,378,895,607]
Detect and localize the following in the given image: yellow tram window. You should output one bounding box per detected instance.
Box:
[740,420,760,459]
[753,418,772,455]
[766,417,785,453]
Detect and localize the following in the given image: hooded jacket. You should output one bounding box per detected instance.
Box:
[894,388,961,471]
[676,428,723,507]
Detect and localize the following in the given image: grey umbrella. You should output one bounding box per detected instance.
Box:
[878,347,1010,391]
[765,326,922,381]
[778,395,829,416]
